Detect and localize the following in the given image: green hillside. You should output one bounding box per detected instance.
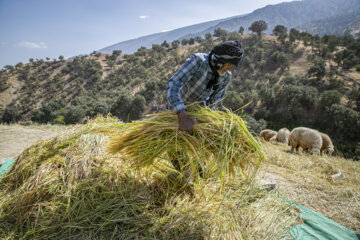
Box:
[1,27,360,158]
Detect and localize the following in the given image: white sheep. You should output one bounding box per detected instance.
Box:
[300,132,335,156]
[260,129,277,141]
[271,128,291,145]
[288,127,322,155]
[320,132,334,156]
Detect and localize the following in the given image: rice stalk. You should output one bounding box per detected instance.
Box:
[107,105,265,185]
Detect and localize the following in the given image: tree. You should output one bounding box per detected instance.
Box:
[275,85,318,119]
[254,48,264,61]
[308,60,326,80]
[289,28,300,44]
[227,32,242,41]
[323,35,340,52]
[214,28,228,39]
[319,90,342,111]
[195,36,203,43]
[201,33,214,52]
[342,52,359,70]
[245,115,267,134]
[334,51,343,67]
[265,73,279,84]
[64,105,86,124]
[273,25,288,43]
[181,39,189,46]
[259,85,275,108]
[1,105,20,123]
[161,41,170,48]
[248,20,268,37]
[222,91,244,111]
[273,25,287,36]
[110,91,146,122]
[152,44,163,52]
[15,62,23,69]
[112,50,122,56]
[348,87,360,110]
[325,104,360,141]
[171,40,180,48]
[239,26,244,35]
[269,51,289,70]
[205,33,212,41]
[3,65,14,72]
[135,46,149,56]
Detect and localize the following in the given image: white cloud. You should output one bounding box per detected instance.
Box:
[161,29,172,32]
[18,41,47,49]
[139,15,150,19]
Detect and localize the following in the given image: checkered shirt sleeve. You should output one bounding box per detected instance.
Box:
[166,54,201,113]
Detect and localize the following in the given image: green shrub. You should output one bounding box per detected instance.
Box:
[1,105,20,123]
[275,85,318,118]
[222,91,244,111]
[244,115,267,134]
[319,90,342,111]
[111,91,146,122]
[269,51,289,70]
[64,105,86,124]
[324,104,360,141]
[356,64,360,72]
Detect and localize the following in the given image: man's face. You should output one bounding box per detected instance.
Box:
[217,63,234,76]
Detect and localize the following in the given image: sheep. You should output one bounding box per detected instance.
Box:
[260,129,277,141]
[271,128,291,145]
[300,132,335,156]
[320,132,334,156]
[288,127,322,155]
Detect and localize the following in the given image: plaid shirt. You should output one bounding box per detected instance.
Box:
[167,52,231,113]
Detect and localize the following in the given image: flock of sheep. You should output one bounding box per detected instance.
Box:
[260,127,335,156]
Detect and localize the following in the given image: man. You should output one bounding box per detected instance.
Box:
[167,40,244,135]
[166,41,244,181]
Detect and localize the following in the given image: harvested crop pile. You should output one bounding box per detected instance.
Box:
[0,114,298,240]
[108,105,264,185]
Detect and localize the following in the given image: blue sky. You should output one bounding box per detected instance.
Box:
[0,0,292,68]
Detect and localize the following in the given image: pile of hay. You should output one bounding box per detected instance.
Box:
[107,105,264,185]
[0,114,299,239]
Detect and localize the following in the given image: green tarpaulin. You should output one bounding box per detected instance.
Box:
[290,203,360,240]
[0,158,15,179]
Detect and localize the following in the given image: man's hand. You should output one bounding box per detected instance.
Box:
[177,110,198,135]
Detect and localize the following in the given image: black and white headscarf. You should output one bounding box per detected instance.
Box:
[209,40,244,70]
[206,40,244,89]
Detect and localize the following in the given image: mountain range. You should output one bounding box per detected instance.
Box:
[99,0,360,54]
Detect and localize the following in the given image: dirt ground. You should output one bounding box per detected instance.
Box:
[0,125,57,165]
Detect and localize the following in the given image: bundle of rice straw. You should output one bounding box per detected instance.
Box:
[108,105,265,184]
[0,116,300,240]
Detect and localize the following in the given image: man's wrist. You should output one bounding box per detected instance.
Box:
[177,110,188,118]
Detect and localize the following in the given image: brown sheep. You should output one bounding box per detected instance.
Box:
[260,129,277,141]
[288,127,322,155]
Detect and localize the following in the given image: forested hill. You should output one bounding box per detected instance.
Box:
[1,26,360,159]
